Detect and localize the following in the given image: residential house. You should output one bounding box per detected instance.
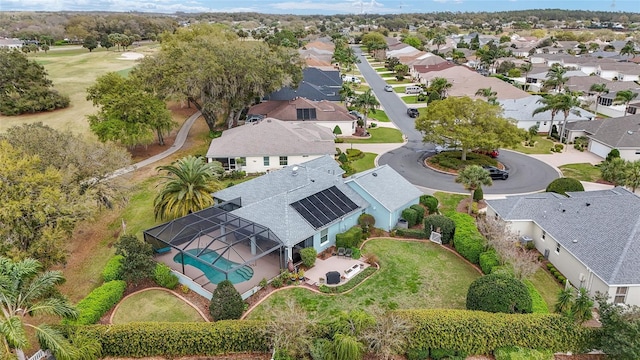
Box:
[486,187,640,306]
[524,69,588,92]
[420,66,530,100]
[205,118,336,172]
[499,96,594,134]
[248,97,357,136]
[265,67,342,102]
[594,90,640,118]
[596,62,640,82]
[410,62,457,84]
[299,41,335,67]
[564,114,640,160]
[0,38,23,49]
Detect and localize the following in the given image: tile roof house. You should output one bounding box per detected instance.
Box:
[248,97,357,137]
[486,187,640,306]
[265,67,342,102]
[499,96,595,134]
[419,66,530,100]
[596,62,640,82]
[206,118,336,173]
[564,113,640,161]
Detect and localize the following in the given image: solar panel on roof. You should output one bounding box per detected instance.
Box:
[290,186,359,229]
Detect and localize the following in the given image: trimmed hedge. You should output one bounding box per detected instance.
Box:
[102,255,124,282]
[479,250,500,274]
[494,346,553,360]
[419,195,439,214]
[397,309,593,355]
[395,228,428,239]
[466,273,532,314]
[524,280,549,314]
[401,207,418,227]
[423,215,455,245]
[65,280,126,325]
[318,267,376,294]
[153,263,179,289]
[63,321,269,357]
[545,177,584,196]
[410,204,425,224]
[336,226,363,249]
[448,212,485,264]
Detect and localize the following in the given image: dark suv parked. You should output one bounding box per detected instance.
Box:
[407,108,419,118]
[483,166,509,180]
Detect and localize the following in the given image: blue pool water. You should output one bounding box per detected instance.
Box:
[173,249,254,284]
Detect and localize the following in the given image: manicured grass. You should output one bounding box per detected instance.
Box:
[385,79,413,84]
[116,67,133,78]
[369,110,390,122]
[559,163,602,182]
[401,95,428,105]
[247,239,481,320]
[375,67,391,73]
[112,289,206,323]
[528,268,562,311]
[433,192,466,214]
[347,127,403,144]
[351,152,377,172]
[353,83,370,92]
[394,86,407,93]
[512,136,555,154]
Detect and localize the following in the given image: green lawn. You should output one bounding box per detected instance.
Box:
[394,86,407,93]
[512,136,555,154]
[528,268,562,311]
[347,127,403,144]
[433,192,466,214]
[112,289,206,323]
[401,95,428,105]
[247,239,481,320]
[559,163,602,182]
[351,152,377,172]
[375,67,391,73]
[353,83,370,92]
[369,110,390,122]
[385,79,413,84]
[116,67,133,78]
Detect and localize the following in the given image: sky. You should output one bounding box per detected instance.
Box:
[1,0,638,15]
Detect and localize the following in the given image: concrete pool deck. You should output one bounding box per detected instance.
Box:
[303,255,369,286]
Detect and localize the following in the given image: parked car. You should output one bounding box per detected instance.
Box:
[483,165,509,180]
[349,110,364,120]
[384,85,393,92]
[434,144,458,153]
[407,108,419,118]
[474,149,499,158]
[245,114,265,124]
[342,75,361,84]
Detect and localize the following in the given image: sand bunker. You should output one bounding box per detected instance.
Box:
[118,52,144,60]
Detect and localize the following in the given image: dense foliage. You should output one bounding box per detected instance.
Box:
[0,49,69,115]
[545,177,584,196]
[423,215,455,244]
[114,234,155,284]
[524,280,549,314]
[153,263,179,289]
[300,247,317,268]
[209,280,244,321]
[102,255,124,282]
[449,212,485,264]
[401,207,419,227]
[410,204,425,224]
[66,280,126,325]
[595,294,640,360]
[336,226,363,249]
[479,249,500,274]
[419,195,439,214]
[466,273,533,314]
[429,151,498,170]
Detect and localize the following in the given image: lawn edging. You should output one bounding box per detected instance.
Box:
[109,287,210,323]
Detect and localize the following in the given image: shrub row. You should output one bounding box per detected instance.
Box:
[546,263,567,285]
[524,280,550,314]
[318,267,376,294]
[401,207,419,227]
[63,321,269,357]
[336,226,363,249]
[448,212,485,264]
[479,250,500,274]
[345,148,364,160]
[419,195,439,214]
[494,346,553,360]
[430,151,498,170]
[394,228,428,239]
[397,309,593,355]
[65,280,126,325]
[154,263,179,289]
[410,204,425,224]
[102,255,124,282]
[423,214,455,245]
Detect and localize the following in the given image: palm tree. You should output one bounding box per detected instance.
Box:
[554,288,574,315]
[589,83,609,116]
[600,157,627,186]
[352,89,380,131]
[532,94,562,138]
[519,62,532,91]
[571,287,594,324]
[0,257,79,360]
[625,160,640,193]
[555,93,582,143]
[432,33,446,53]
[428,77,452,99]
[614,90,639,116]
[619,40,637,58]
[543,64,568,92]
[154,155,224,221]
[475,87,498,105]
[339,83,356,106]
[455,165,493,214]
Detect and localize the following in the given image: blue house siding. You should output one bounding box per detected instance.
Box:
[392,198,420,228]
[346,184,394,230]
[314,212,362,252]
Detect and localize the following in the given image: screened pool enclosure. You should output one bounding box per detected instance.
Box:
[144,206,285,296]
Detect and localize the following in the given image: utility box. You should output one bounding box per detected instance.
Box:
[519,235,533,247]
[396,219,408,229]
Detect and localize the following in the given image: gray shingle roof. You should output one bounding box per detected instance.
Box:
[487,187,640,285]
[565,114,640,148]
[213,156,368,247]
[499,96,595,122]
[346,165,422,212]
[265,67,342,101]
[206,119,335,158]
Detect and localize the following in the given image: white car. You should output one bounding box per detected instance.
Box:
[434,144,458,153]
[384,85,393,92]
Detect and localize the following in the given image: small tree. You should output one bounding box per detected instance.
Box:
[300,247,317,268]
[601,158,627,186]
[333,125,342,135]
[358,213,376,232]
[456,165,493,214]
[466,273,532,314]
[606,148,621,162]
[114,234,155,284]
[596,292,640,360]
[83,36,98,52]
[209,279,244,321]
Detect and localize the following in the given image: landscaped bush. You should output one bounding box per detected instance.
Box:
[448,212,485,264]
[430,151,498,170]
[419,195,439,214]
[63,321,269,357]
[466,273,532,314]
[524,280,549,314]
[398,309,593,355]
[300,247,317,268]
[318,267,376,294]
[410,204,425,224]
[545,177,584,196]
[65,280,127,325]
[423,215,455,244]
[346,148,364,160]
[402,207,418,227]
[333,125,342,135]
[153,263,179,289]
[209,280,244,321]
[350,248,361,259]
[494,346,553,360]
[479,250,500,274]
[336,226,363,249]
[473,187,484,201]
[102,255,124,282]
[394,228,428,239]
[430,348,465,360]
[357,213,375,232]
[338,152,348,163]
[606,148,620,162]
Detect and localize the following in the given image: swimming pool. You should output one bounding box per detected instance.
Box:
[173,249,254,284]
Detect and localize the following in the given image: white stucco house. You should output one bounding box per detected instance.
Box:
[205,118,336,173]
[499,96,595,134]
[565,114,640,161]
[486,187,640,306]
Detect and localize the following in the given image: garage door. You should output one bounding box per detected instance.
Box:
[589,140,610,159]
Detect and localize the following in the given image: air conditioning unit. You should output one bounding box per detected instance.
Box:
[579,273,585,282]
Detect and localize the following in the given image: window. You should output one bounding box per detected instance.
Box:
[296,108,317,120]
[263,156,270,166]
[279,156,288,166]
[542,231,546,241]
[614,287,628,304]
[555,242,561,254]
[320,229,328,245]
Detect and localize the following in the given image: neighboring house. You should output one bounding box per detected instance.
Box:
[265,67,342,101]
[486,187,640,306]
[345,165,422,231]
[420,66,530,100]
[0,38,23,49]
[596,63,640,82]
[248,97,357,136]
[410,62,457,84]
[564,114,640,160]
[499,96,595,134]
[594,90,640,118]
[300,40,336,67]
[205,118,336,172]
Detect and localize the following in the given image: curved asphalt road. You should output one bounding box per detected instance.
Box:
[353,47,558,194]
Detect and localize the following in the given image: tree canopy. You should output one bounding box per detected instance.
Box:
[0,48,70,116]
[415,96,524,160]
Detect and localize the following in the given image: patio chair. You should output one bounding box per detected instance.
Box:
[337,247,346,257]
[345,248,353,258]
